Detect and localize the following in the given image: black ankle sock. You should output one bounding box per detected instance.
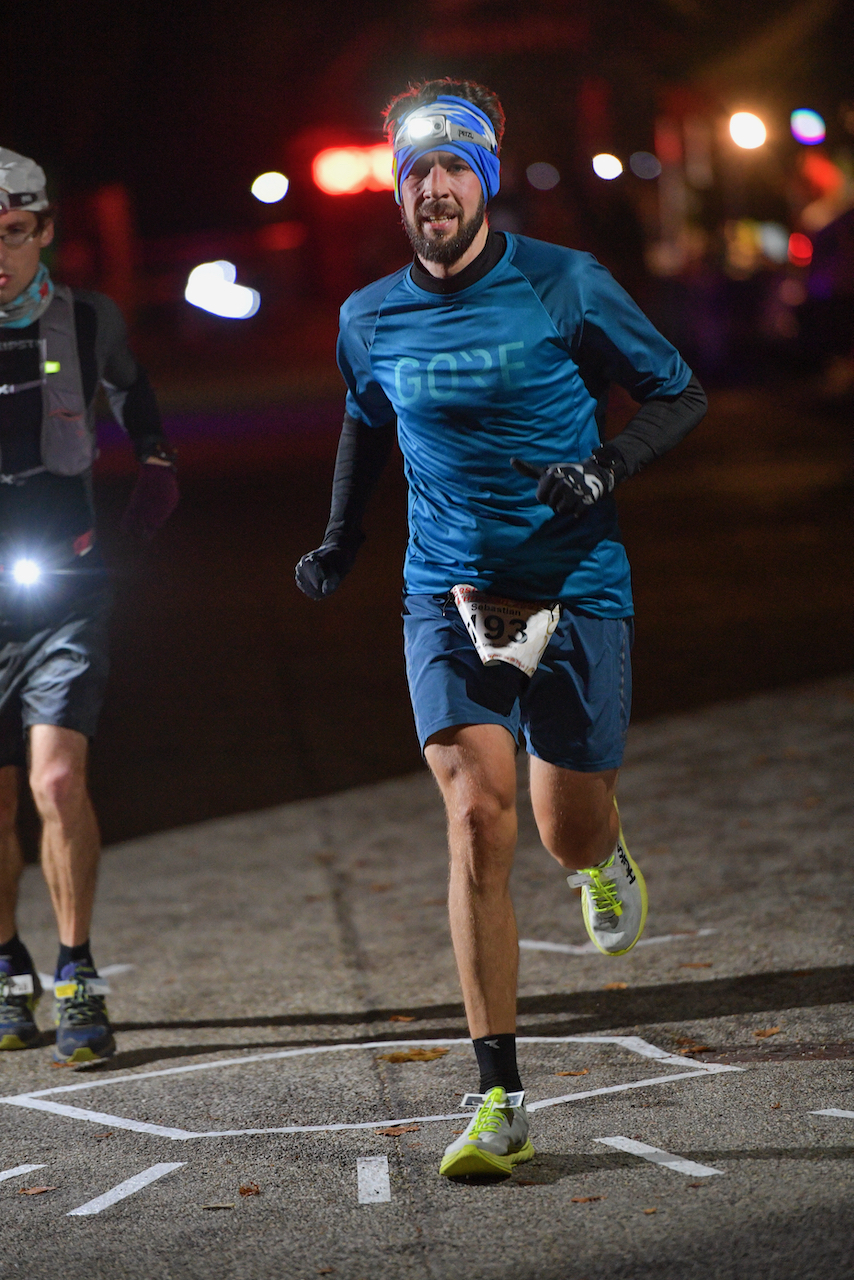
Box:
[472,1033,523,1094]
[0,933,35,975]
[56,941,94,979]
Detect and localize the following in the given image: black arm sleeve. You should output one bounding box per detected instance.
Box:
[593,374,707,483]
[322,411,396,545]
[80,290,169,461]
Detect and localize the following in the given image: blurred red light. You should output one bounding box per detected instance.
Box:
[257,222,306,251]
[312,145,394,195]
[788,233,813,267]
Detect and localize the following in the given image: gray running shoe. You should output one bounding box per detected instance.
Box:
[568,826,648,956]
[440,1087,534,1177]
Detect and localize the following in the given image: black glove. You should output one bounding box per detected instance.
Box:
[294,534,364,601]
[511,455,615,520]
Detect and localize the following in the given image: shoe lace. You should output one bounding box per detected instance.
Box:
[585,868,623,917]
[60,978,106,1026]
[470,1096,506,1138]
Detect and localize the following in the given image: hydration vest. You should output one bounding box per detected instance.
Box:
[0,283,93,478]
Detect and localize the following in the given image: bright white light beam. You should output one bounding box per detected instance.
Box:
[730,112,766,149]
[251,171,289,203]
[12,559,41,586]
[184,261,260,320]
[592,153,623,180]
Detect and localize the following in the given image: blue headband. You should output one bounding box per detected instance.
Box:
[392,95,500,205]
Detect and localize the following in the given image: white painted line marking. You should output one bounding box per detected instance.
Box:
[520,928,717,956]
[38,964,134,991]
[0,1036,742,1140]
[0,1163,46,1183]
[594,1135,724,1176]
[2,1096,194,1139]
[67,1162,185,1216]
[811,1109,854,1119]
[357,1156,390,1204]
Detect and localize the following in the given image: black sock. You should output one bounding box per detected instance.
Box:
[472,1033,523,1094]
[0,933,35,975]
[56,941,95,979]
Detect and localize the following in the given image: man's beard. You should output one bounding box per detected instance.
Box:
[403,194,486,266]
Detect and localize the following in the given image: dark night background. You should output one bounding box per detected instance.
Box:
[4,0,853,843]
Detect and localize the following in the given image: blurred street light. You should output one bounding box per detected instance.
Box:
[526,162,560,190]
[592,153,623,180]
[788,233,813,267]
[312,145,394,195]
[251,172,290,203]
[790,110,826,145]
[629,152,662,180]
[729,112,767,149]
[184,261,260,319]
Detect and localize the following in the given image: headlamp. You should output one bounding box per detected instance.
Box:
[394,112,497,156]
[11,558,41,586]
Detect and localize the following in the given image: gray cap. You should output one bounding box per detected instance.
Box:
[0,148,48,213]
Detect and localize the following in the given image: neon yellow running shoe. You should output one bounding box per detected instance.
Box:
[439,1087,534,1177]
[568,820,648,956]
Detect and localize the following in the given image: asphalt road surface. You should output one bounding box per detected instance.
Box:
[1,676,852,1280]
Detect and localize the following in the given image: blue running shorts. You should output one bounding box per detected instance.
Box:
[403,594,633,772]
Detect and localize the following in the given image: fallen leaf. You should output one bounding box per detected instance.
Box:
[238,1182,261,1196]
[687,1183,704,1189]
[677,1045,712,1055]
[770,1103,782,1109]
[515,1178,539,1186]
[18,1186,56,1196]
[556,1069,590,1077]
[603,982,628,990]
[643,1207,657,1215]
[679,962,712,969]
[200,1202,235,1210]
[377,1047,449,1063]
[375,1124,420,1136]
[753,1026,781,1039]
[675,1036,697,1045]
[450,1130,465,1135]
[369,883,393,893]
[389,1015,415,1023]
[571,1195,605,1203]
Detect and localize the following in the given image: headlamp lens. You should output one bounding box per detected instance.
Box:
[12,558,41,585]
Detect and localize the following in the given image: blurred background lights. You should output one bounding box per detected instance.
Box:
[729,112,767,149]
[184,260,260,319]
[312,145,394,195]
[592,153,623,180]
[788,232,813,266]
[790,109,826,145]
[629,151,662,179]
[250,171,289,203]
[759,222,790,263]
[526,162,560,190]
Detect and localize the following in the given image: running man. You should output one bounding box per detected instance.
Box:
[296,80,707,1176]
[0,149,178,1062]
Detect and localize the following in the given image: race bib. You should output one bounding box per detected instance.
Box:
[452,585,561,678]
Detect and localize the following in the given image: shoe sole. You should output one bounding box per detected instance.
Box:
[1,1030,42,1050]
[439,1139,534,1177]
[53,1035,117,1065]
[582,839,649,957]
